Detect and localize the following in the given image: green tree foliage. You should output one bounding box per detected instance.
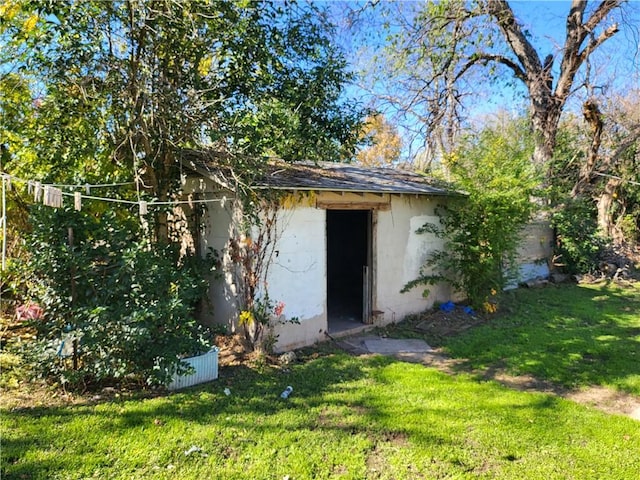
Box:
[404,119,539,309]
[550,198,605,275]
[547,93,640,274]
[588,94,640,242]
[1,0,363,224]
[356,114,402,166]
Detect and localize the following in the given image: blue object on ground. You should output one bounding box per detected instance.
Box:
[439,301,455,312]
[463,306,475,315]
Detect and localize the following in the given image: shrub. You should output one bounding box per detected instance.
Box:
[551,198,605,274]
[618,214,638,244]
[404,121,539,309]
[23,205,216,389]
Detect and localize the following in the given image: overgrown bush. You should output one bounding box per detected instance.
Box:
[22,205,216,389]
[404,122,539,310]
[551,198,606,274]
[0,189,32,315]
[618,214,639,244]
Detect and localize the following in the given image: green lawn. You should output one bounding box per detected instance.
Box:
[2,283,640,479]
[439,282,640,395]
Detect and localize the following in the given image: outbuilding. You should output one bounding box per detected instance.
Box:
[180,155,462,351]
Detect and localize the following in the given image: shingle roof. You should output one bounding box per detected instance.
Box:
[257,162,459,196]
[181,151,461,197]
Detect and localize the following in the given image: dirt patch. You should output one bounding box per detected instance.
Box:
[481,369,640,420]
[394,350,464,374]
[365,444,387,478]
[380,430,409,447]
[0,383,81,410]
[215,333,256,367]
[565,386,640,420]
[484,369,561,395]
[412,308,488,344]
[365,433,410,478]
[214,333,288,368]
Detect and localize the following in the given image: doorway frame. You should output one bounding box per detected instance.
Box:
[325,207,376,329]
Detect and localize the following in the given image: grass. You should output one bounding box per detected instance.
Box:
[438,282,640,395]
[2,282,640,479]
[3,353,640,479]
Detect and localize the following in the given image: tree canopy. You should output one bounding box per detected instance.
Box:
[0,0,366,387]
[355,114,402,166]
[1,0,364,213]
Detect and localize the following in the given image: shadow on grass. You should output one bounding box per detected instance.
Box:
[1,352,390,478]
[4,284,640,479]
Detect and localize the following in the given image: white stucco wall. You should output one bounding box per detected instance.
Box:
[374,196,451,324]
[509,220,553,287]
[263,207,328,350]
[180,178,329,349]
[180,176,238,328]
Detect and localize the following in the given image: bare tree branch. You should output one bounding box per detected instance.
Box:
[577,23,620,65]
[484,0,543,77]
[605,122,640,167]
[556,0,622,100]
[572,98,604,196]
[456,53,527,83]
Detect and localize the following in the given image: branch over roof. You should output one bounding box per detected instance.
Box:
[180,150,464,197]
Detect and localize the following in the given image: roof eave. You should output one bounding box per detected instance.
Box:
[252,185,466,197]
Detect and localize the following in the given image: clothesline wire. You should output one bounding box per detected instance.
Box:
[1,171,229,207]
[59,190,227,206]
[59,191,138,205]
[1,172,228,270]
[2,172,135,190]
[51,181,135,188]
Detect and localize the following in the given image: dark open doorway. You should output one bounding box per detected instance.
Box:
[326,209,371,333]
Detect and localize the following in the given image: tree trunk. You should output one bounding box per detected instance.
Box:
[596,176,622,237]
[571,99,604,197]
[531,102,562,169]
[485,0,622,171]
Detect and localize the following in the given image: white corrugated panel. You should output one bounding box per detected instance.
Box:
[168,348,219,390]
